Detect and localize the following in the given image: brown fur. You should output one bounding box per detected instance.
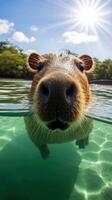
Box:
[28,53,92,122]
[25,52,94,159]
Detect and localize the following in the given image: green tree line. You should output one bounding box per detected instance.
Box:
[88,58,112,81]
[0,41,32,79]
[0,41,112,80]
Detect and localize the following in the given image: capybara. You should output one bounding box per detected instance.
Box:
[24,52,93,159]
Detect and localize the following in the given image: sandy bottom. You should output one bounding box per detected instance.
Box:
[0,116,112,200]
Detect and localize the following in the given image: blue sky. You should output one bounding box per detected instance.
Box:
[0,0,112,60]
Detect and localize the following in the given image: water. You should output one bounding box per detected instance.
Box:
[0,79,112,200]
[0,79,31,114]
[0,79,112,120]
[88,84,112,120]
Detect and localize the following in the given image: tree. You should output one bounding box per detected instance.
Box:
[0,43,112,80]
[0,41,29,78]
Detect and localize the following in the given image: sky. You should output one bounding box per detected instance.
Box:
[0,0,112,60]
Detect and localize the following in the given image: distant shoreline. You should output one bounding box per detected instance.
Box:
[0,78,32,81]
[89,79,112,85]
[0,78,112,85]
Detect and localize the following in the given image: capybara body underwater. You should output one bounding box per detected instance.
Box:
[24,52,93,159]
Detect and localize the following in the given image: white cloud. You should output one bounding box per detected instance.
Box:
[12,31,36,43]
[30,25,39,32]
[63,31,98,44]
[0,19,14,35]
[25,49,37,54]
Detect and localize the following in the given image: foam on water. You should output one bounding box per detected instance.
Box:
[0,116,112,200]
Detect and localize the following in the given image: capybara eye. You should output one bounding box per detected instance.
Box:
[37,61,49,71]
[37,63,45,71]
[76,62,84,72]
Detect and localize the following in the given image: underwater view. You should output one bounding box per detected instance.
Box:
[0,79,112,200]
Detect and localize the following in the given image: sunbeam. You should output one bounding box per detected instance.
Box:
[72,0,111,31]
[44,0,111,34]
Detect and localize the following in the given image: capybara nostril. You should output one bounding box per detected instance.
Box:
[39,82,50,104]
[65,83,77,105]
[38,78,77,106]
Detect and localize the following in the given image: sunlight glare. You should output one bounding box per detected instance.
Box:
[44,0,111,35]
[76,5,100,28]
[73,0,109,30]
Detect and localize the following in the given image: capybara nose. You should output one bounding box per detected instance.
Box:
[38,77,77,106]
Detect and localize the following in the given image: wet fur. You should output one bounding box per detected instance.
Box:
[25,53,93,159]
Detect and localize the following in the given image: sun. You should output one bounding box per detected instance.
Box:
[72,0,110,31]
[45,0,111,35]
[76,4,101,29]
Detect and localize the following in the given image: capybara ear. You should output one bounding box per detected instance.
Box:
[27,53,47,73]
[79,55,94,71]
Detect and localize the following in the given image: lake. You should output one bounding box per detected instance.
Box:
[0,79,112,120]
[0,79,112,200]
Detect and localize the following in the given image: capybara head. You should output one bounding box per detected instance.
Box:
[27,52,94,131]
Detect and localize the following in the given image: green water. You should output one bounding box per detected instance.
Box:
[0,79,112,199]
[0,116,112,200]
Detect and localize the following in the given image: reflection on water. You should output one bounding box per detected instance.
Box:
[0,116,112,200]
[87,84,112,120]
[0,80,112,120]
[0,79,31,113]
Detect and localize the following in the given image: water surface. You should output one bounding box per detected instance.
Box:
[0,79,112,200]
[0,79,112,120]
[0,79,31,114]
[88,84,112,120]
